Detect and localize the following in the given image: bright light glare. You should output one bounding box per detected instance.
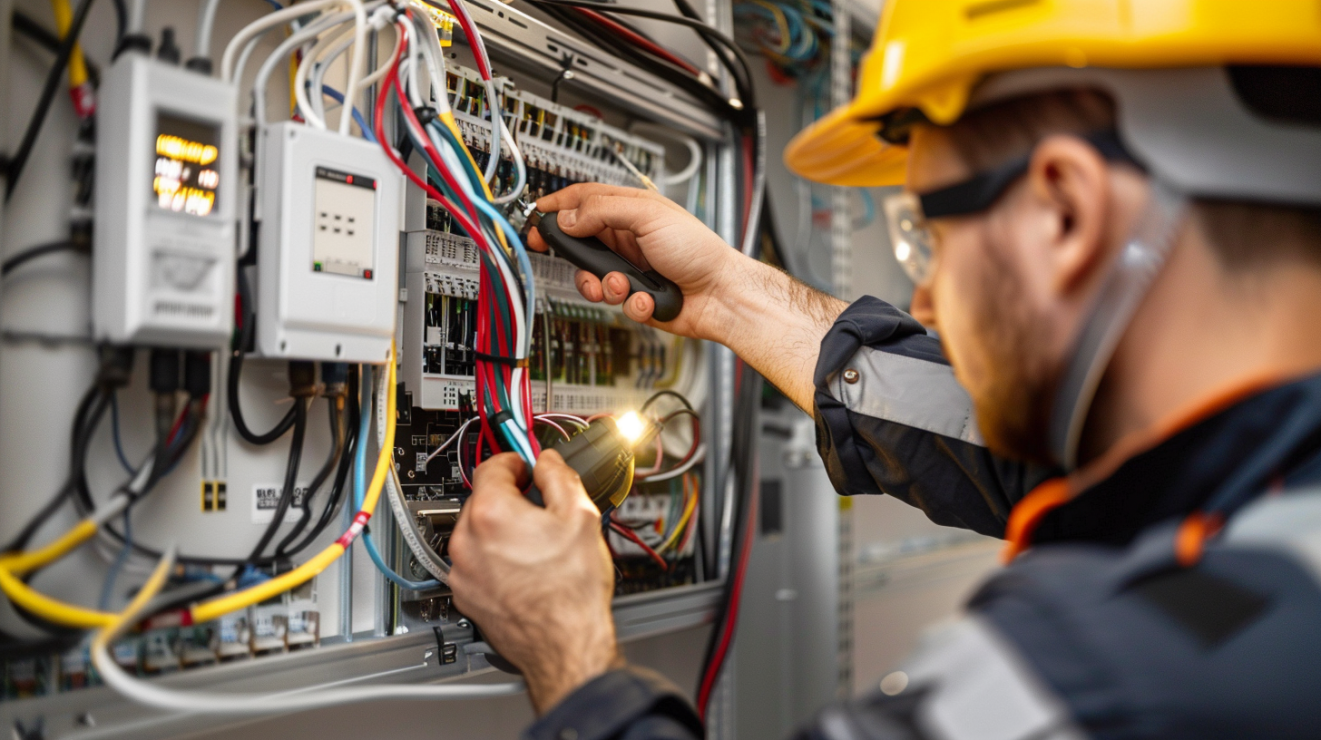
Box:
[895,241,912,262]
[615,411,647,444]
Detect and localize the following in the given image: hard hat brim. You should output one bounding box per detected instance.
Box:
[784,105,910,187]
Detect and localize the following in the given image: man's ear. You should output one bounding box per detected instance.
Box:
[1025,135,1112,298]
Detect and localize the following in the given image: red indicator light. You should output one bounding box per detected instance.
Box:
[346,175,354,184]
[364,269,373,279]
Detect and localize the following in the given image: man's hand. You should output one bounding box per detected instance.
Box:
[448,451,620,715]
[531,183,849,411]
[530,183,742,341]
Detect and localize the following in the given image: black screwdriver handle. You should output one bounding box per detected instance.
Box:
[536,211,684,323]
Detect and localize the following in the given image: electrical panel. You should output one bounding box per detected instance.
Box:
[1,1,726,729]
[93,54,238,348]
[256,123,404,363]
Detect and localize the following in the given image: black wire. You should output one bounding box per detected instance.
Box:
[642,389,693,413]
[246,399,308,563]
[521,0,755,110]
[282,370,359,559]
[110,0,126,44]
[697,360,761,699]
[666,0,751,103]
[0,390,100,553]
[11,10,101,89]
[5,0,97,201]
[274,397,344,557]
[659,408,700,427]
[537,5,735,117]
[229,269,297,445]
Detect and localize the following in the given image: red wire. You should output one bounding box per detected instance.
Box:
[696,470,759,719]
[572,8,701,77]
[610,521,668,571]
[444,0,492,78]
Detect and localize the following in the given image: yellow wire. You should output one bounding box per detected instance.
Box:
[0,517,115,628]
[0,566,113,628]
[658,474,698,554]
[50,0,89,89]
[0,348,398,629]
[747,0,792,55]
[0,519,99,575]
[436,109,514,255]
[190,345,398,623]
[93,547,175,652]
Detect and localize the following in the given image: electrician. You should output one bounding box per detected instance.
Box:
[448,2,1321,738]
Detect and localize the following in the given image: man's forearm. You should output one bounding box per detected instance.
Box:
[699,257,848,411]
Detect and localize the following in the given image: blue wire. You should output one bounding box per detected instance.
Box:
[263,0,283,9]
[109,392,136,475]
[99,512,132,610]
[355,366,441,591]
[319,84,375,143]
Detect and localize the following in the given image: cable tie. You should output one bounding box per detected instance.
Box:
[474,350,528,368]
[490,409,515,427]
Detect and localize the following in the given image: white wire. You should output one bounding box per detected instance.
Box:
[309,29,356,123]
[91,548,522,714]
[629,122,703,186]
[222,0,341,83]
[408,7,450,111]
[296,23,357,129]
[196,0,223,59]
[333,0,369,135]
[424,417,477,468]
[128,0,148,35]
[637,444,705,483]
[253,11,354,128]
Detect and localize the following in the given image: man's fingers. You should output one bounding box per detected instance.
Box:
[527,228,551,253]
[575,271,604,302]
[462,453,535,534]
[600,272,630,306]
[622,292,656,324]
[533,450,593,516]
[536,182,659,214]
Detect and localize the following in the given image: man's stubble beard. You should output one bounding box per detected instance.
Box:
[962,242,1061,465]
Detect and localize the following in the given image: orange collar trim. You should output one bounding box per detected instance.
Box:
[1002,370,1299,563]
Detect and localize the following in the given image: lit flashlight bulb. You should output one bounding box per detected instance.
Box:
[615,410,648,446]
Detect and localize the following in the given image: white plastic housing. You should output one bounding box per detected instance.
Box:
[256,123,403,362]
[93,55,238,348]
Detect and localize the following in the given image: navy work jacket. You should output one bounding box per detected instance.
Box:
[524,297,1321,740]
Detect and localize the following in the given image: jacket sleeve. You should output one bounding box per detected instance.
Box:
[814,296,1057,537]
[523,667,703,740]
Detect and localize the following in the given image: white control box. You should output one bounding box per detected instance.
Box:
[256,123,403,363]
[93,55,238,348]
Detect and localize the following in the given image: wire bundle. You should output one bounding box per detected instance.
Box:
[374,6,540,471]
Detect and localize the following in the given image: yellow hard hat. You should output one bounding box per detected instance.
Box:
[785,0,1321,188]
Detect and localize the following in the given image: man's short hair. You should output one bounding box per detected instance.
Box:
[939,82,1321,269]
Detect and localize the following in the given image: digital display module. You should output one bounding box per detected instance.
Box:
[153,112,220,217]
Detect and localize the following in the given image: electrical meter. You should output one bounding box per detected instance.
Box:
[93,54,238,348]
[256,123,404,363]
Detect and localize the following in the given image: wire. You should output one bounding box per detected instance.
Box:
[320,84,375,142]
[6,0,96,201]
[638,444,704,483]
[246,398,307,562]
[97,512,131,610]
[109,392,136,475]
[356,366,442,591]
[424,417,476,469]
[187,346,398,624]
[276,397,345,557]
[609,520,667,570]
[12,10,101,88]
[642,389,694,413]
[229,271,296,446]
[90,547,524,713]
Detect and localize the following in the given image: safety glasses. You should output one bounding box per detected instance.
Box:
[884,130,1141,286]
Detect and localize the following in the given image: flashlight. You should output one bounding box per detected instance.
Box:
[526,412,660,512]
